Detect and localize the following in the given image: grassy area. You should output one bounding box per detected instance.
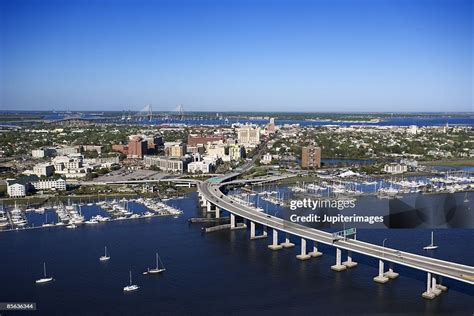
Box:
[422,159,474,167]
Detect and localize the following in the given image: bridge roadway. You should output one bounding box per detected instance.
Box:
[198,181,474,286]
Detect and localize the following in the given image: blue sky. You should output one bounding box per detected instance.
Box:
[1,0,472,112]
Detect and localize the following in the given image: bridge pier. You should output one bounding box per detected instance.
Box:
[422,272,437,299]
[342,250,357,268]
[280,233,295,248]
[373,260,389,283]
[250,222,267,239]
[431,276,442,296]
[229,213,246,230]
[331,248,347,271]
[268,229,283,250]
[296,238,311,260]
[383,263,399,279]
[308,241,322,257]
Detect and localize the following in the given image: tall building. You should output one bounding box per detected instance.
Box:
[144,134,163,150]
[229,144,244,161]
[237,126,260,145]
[301,146,321,169]
[127,135,148,159]
[164,142,186,157]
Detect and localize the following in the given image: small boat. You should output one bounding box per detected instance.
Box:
[99,246,110,261]
[143,252,166,275]
[35,262,53,284]
[86,203,94,206]
[423,231,438,250]
[123,270,139,292]
[66,224,77,229]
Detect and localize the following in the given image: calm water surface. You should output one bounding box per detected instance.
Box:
[0,192,473,315]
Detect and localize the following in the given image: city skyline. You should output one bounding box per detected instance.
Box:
[1,0,473,112]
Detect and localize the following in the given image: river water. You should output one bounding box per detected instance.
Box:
[0,192,472,315]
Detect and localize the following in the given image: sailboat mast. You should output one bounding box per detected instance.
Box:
[129,270,132,285]
[43,262,46,277]
[156,253,159,269]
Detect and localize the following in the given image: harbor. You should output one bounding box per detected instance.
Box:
[0,197,183,232]
[1,191,472,315]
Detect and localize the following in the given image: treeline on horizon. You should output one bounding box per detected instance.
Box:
[0,111,472,121]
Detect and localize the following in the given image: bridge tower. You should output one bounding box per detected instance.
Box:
[147,104,153,121]
[178,104,184,120]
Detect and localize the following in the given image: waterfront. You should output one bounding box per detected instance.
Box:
[0,192,473,315]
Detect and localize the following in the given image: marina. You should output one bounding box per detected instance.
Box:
[0,198,183,232]
[285,170,474,199]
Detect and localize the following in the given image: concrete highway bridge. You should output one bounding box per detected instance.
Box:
[78,168,474,298]
[195,174,474,300]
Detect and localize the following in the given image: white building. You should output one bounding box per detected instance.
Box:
[52,155,91,178]
[33,163,55,177]
[237,126,260,145]
[260,153,272,164]
[384,163,408,174]
[56,146,79,155]
[206,144,228,159]
[187,161,213,173]
[32,148,56,158]
[143,156,189,173]
[31,179,67,191]
[7,183,26,197]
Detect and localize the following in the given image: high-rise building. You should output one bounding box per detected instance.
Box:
[164,142,187,157]
[128,135,148,159]
[144,134,164,150]
[237,126,260,145]
[301,146,321,169]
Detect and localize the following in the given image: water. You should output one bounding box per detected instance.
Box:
[0,193,473,315]
[1,111,473,127]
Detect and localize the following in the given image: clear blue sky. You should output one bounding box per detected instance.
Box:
[1,0,472,112]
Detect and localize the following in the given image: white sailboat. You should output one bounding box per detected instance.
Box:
[423,231,438,250]
[123,270,139,292]
[99,246,110,261]
[42,213,53,227]
[143,252,166,275]
[35,262,54,284]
